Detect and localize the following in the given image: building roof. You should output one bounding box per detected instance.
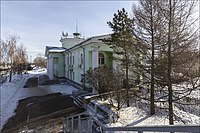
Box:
[66,34,110,51]
[45,34,110,56]
[47,46,66,52]
[45,46,66,56]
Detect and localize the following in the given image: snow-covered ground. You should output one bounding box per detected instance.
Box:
[0,68,77,130]
[107,105,199,127]
[1,68,199,131]
[100,89,200,127]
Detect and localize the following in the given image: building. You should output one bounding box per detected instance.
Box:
[45,46,66,80]
[45,32,113,86]
[45,31,144,93]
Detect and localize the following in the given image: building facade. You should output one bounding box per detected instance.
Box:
[45,33,114,84]
[45,46,66,79]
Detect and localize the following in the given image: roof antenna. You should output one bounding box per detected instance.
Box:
[73,19,81,38]
[76,19,78,33]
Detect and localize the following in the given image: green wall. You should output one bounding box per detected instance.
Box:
[64,42,113,85]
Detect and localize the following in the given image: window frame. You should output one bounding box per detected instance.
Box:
[98,52,105,65]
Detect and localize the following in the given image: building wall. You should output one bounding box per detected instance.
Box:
[46,34,142,90]
[60,37,84,49]
[47,52,65,78]
[64,42,113,85]
[47,57,54,80]
[65,48,84,84]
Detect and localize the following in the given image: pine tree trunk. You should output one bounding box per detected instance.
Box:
[9,69,12,82]
[126,61,130,107]
[150,0,155,115]
[167,0,174,125]
[125,52,130,107]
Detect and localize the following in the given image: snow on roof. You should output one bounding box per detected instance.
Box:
[45,46,66,54]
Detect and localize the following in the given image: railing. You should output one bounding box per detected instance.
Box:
[70,90,200,133]
[87,105,199,133]
[103,125,200,133]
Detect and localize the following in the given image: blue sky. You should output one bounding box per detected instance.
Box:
[1,1,199,61]
[1,1,135,61]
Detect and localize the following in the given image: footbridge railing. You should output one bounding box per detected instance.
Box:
[102,125,199,133]
[87,106,199,133]
[71,91,200,133]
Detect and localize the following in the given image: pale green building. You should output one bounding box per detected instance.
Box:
[45,32,142,91]
[45,46,66,79]
[45,32,113,85]
[64,34,113,85]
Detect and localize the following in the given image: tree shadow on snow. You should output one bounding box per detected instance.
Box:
[126,115,151,126]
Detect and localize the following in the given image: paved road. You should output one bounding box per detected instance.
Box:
[22,75,59,97]
[22,86,55,97]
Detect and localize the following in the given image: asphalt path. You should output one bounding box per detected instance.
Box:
[22,75,58,97]
[1,76,84,133]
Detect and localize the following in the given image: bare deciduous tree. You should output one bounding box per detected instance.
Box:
[85,66,126,110]
[132,0,165,115]
[0,40,7,67]
[33,54,47,68]
[2,35,28,81]
[6,35,18,82]
[14,44,27,74]
[133,0,199,124]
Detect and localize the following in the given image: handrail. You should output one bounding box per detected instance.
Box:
[103,125,200,133]
[86,107,199,133]
[71,89,199,133]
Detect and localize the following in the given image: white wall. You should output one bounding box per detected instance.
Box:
[47,57,54,80]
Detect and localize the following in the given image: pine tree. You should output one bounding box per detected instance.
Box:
[103,8,135,107]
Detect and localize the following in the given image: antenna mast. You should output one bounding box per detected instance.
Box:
[76,19,78,33]
[73,19,81,38]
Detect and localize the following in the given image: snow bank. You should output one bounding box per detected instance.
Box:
[107,105,199,127]
[0,74,27,130]
[28,68,47,75]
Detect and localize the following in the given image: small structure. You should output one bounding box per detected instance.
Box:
[45,46,66,79]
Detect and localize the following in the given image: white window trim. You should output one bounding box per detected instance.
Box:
[98,52,106,65]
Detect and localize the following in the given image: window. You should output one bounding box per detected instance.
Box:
[70,56,72,65]
[81,53,83,64]
[73,55,74,64]
[98,53,105,65]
